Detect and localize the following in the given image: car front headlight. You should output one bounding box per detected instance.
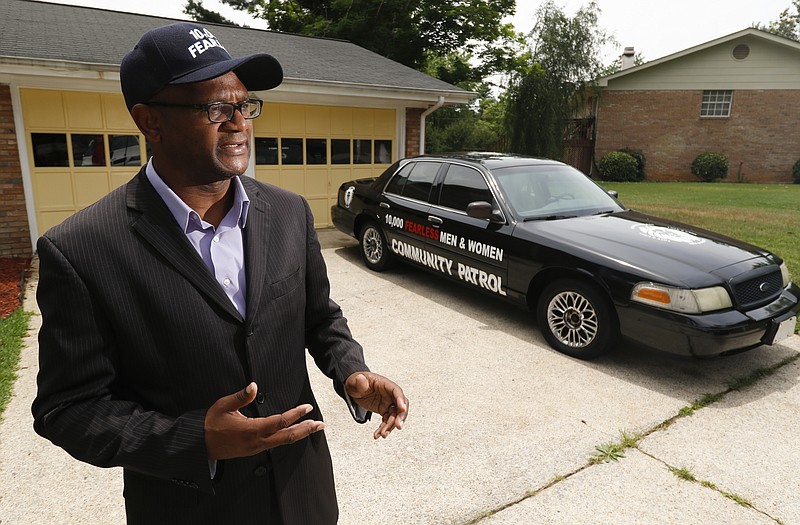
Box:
[631,282,733,314]
[780,262,790,287]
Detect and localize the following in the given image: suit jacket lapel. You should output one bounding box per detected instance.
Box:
[241,177,271,322]
[126,168,243,322]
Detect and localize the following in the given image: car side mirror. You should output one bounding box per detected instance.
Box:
[467,201,504,223]
[607,190,619,199]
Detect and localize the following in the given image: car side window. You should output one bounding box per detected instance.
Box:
[438,164,493,212]
[384,162,414,195]
[385,161,440,202]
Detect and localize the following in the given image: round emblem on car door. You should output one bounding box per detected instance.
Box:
[344,186,355,208]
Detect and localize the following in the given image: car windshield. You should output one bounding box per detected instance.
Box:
[491,164,624,220]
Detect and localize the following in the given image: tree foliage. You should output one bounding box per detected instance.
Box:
[754,0,800,40]
[504,1,613,159]
[183,0,238,26]
[197,0,518,72]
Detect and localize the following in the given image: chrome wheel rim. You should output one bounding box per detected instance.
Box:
[362,227,383,264]
[547,291,598,348]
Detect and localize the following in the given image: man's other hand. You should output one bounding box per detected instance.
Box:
[345,372,409,440]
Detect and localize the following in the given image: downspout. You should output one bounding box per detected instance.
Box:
[419,96,445,155]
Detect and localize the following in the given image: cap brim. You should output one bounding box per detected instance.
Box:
[169,53,283,92]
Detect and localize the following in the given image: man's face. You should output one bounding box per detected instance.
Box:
[150,71,252,184]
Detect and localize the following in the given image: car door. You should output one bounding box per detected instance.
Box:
[378,160,451,276]
[424,162,514,299]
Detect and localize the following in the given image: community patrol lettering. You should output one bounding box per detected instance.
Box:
[187,27,227,58]
[390,239,506,296]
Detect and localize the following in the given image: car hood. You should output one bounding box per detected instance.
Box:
[516,210,773,288]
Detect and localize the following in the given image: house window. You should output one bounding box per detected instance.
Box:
[700,90,733,117]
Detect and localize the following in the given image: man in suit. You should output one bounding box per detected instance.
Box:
[32,22,408,525]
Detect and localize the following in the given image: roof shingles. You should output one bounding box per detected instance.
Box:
[1,0,468,94]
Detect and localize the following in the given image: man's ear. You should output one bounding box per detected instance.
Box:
[130,104,162,143]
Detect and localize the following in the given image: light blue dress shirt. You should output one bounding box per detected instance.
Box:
[146,160,249,318]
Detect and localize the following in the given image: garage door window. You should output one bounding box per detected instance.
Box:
[108,135,142,166]
[354,139,372,164]
[72,134,106,167]
[31,133,69,167]
[255,138,279,165]
[306,139,327,164]
[332,139,350,164]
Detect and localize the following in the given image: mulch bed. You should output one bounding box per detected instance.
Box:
[0,257,31,320]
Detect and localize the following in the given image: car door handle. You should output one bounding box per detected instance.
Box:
[380,202,390,209]
[428,215,443,226]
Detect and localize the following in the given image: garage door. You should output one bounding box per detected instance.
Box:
[22,89,396,232]
[252,104,396,226]
[22,88,143,234]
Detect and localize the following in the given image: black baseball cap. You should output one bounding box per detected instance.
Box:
[120,22,283,110]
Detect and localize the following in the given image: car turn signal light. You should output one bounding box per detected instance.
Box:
[631,282,732,314]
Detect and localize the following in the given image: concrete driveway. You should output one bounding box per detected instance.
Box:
[1,229,798,524]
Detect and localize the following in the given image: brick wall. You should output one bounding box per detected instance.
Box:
[405,108,423,158]
[0,84,32,257]
[595,90,800,183]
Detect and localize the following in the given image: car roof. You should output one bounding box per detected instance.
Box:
[402,152,568,170]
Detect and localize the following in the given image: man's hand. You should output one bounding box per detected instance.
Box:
[204,382,325,460]
[345,372,409,440]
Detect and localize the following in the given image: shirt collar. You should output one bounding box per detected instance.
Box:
[145,158,250,232]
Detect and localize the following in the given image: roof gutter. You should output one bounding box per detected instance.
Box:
[419,96,445,155]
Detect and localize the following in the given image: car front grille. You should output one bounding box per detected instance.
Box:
[730,269,783,310]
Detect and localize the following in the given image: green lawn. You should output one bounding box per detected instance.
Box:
[600,182,800,281]
[0,308,30,421]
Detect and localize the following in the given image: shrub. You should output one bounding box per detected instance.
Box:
[691,152,729,182]
[792,159,800,184]
[619,148,646,181]
[598,151,639,182]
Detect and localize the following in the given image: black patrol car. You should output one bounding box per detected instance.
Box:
[331,153,799,359]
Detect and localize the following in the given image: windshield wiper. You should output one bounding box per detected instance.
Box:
[592,210,617,216]
[524,214,577,222]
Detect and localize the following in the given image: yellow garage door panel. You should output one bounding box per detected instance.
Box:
[34,171,74,209]
[38,210,77,234]
[74,171,111,208]
[305,106,330,135]
[330,107,353,135]
[103,94,138,130]
[278,168,306,195]
[374,109,395,135]
[21,89,66,128]
[304,169,328,197]
[64,92,105,130]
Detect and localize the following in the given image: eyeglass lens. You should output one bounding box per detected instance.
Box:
[208,100,261,122]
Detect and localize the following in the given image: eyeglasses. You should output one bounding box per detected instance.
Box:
[145,98,263,123]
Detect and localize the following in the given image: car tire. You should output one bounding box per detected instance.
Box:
[536,278,618,359]
[359,221,393,272]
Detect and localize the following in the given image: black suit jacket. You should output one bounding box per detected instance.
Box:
[32,168,369,524]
